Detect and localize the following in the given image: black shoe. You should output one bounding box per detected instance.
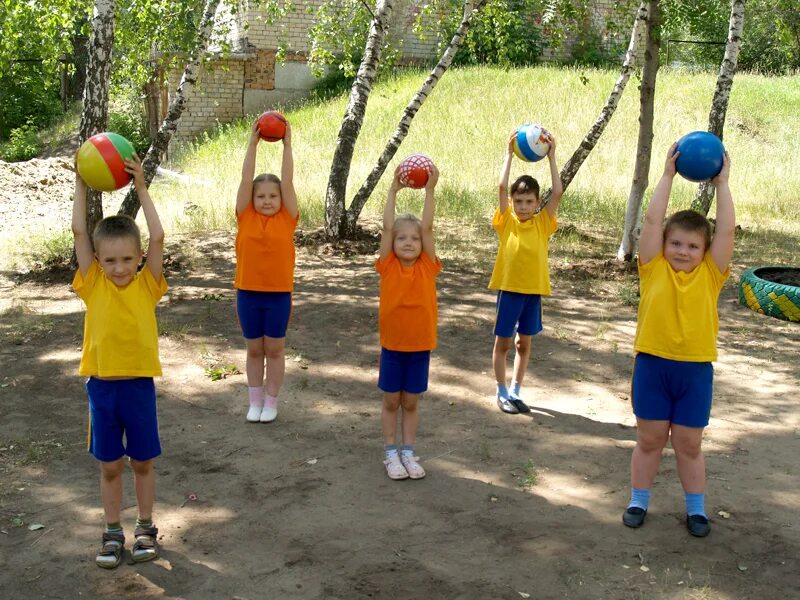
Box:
[622,507,647,528]
[686,514,710,537]
[509,397,531,413]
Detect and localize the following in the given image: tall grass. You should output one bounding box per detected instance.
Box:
[147,65,799,261]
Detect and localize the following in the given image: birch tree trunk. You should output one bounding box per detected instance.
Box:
[617,0,660,262]
[78,0,116,241]
[343,0,488,235]
[541,0,648,206]
[691,0,745,215]
[323,0,393,238]
[118,0,221,217]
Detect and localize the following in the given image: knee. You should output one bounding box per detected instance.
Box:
[100,459,125,480]
[638,432,668,453]
[265,346,284,361]
[399,394,418,412]
[672,437,703,460]
[129,458,154,477]
[383,393,401,412]
[246,345,265,360]
[515,336,532,354]
[494,337,512,354]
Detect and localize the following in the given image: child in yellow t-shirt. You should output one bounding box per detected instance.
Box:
[623,143,734,538]
[72,155,167,569]
[377,164,441,480]
[489,129,562,415]
[234,119,299,424]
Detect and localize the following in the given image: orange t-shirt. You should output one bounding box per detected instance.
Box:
[234,203,299,292]
[376,252,442,352]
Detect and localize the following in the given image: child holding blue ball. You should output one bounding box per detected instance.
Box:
[623,142,734,537]
[489,129,562,414]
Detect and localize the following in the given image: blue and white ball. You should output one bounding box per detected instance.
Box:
[513,124,550,162]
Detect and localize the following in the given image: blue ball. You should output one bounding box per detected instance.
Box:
[675,131,725,182]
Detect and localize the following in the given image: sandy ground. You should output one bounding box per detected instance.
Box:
[0,162,799,599]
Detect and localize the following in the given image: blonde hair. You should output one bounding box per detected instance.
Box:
[392,213,422,239]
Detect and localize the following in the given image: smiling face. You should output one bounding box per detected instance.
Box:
[253,180,282,216]
[95,236,142,287]
[393,220,423,266]
[512,192,541,222]
[663,226,706,273]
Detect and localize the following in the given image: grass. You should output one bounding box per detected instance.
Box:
[145,65,799,268]
[511,459,540,489]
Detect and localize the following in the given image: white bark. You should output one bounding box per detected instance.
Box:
[617,0,660,262]
[344,0,488,233]
[691,0,745,215]
[541,0,648,206]
[324,0,394,238]
[78,0,116,239]
[119,0,222,217]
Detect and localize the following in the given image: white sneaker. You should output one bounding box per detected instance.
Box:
[246,404,262,423]
[260,396,277,423]
[384,453,409,480]
[400,453,426,479]
[497,395,519,414]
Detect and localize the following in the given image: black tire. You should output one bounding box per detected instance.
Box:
[738,267,800,322]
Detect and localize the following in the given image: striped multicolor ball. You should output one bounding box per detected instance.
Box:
[76,132,136,192]
[398,154,434,189]
[513,124,550,163]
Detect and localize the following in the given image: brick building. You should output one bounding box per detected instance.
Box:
[170,0,631,140]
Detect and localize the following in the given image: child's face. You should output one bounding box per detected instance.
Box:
[393,221,423,265]
[95,237,142,287]
[253,181,282,216]
[664,227,706,273]
[512,192,541,222]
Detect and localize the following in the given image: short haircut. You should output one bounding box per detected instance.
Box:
[93,215,141,252]
[393,213,422,238]
[510,175,540,198]
[663,209,712,249]
[253,173,281,187]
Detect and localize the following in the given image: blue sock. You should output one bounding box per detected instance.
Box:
[510,381,521,399]
[497,383,509,399]
[628,488,651,511]
[685,492,706,517]
[384,444,398,458]
[400,444,414,457]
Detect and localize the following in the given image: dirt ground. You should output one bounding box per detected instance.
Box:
[0,159,799,599]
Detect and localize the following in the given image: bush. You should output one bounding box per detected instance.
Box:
[0,123,41,162]
[0,62,63,140]
[108,110,151,156]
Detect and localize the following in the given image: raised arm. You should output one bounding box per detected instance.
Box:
[498,130,516,215]
[280,122,298,219]
[379,167,403,260]
[639,143,679,265]
[709,152,734,272]
[126,155,164,281]
[236,121,261,216]
[71,167,95,277]
[543,132,563,218]
[421,164,438,260]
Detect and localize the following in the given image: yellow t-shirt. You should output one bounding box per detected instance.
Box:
[634,252,729,362]
[488,206,557,295]
[73,261,168,377]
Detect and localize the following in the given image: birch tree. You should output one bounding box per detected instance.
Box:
[540,0,649,206]
[691,0,745,215]
[78,0,116,240]
[617,0,660,262]
[324,0,393,238]
[342,0,488,236]
[118,0,222,217]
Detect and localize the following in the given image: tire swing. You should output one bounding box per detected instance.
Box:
[739,267,800,322]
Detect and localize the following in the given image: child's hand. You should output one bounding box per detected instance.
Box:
[283,121,292,145]
[711,151,730,185]
[249,119,261,145]
[663,143,679,177]
[390,165,406,192]
[546,130,557,157]
[425,163,439,191]
[123,153,146,186]
[506,130,517,155]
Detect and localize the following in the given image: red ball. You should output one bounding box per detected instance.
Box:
[256,111,287,142]
[398,154,434,189]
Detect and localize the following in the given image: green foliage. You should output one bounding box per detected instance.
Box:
[0,62,63,139]
[0,124,41,162]
[108,96,151,156]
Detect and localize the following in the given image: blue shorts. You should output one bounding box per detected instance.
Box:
[378,348,431,394]
[494,291,543,338]
[237,290,292,339]
[86,377,161,462]
[631,353,713,428]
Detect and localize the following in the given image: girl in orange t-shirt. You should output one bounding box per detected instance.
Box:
[376,164,441,481]
[234,119,299,424]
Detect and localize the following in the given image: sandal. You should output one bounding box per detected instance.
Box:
[131,524,160,563]
[96,531,125,569]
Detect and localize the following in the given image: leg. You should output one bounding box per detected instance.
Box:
[263,336,286,397]
[492,335,512,388]
[129,458,156,521]
[671,424,711,536]
[245,337,266,387]
[99,459,125,525]
[399,392,420,446]
[382,392,401,446]
[631,418,671,489]
[511,333,532,387]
